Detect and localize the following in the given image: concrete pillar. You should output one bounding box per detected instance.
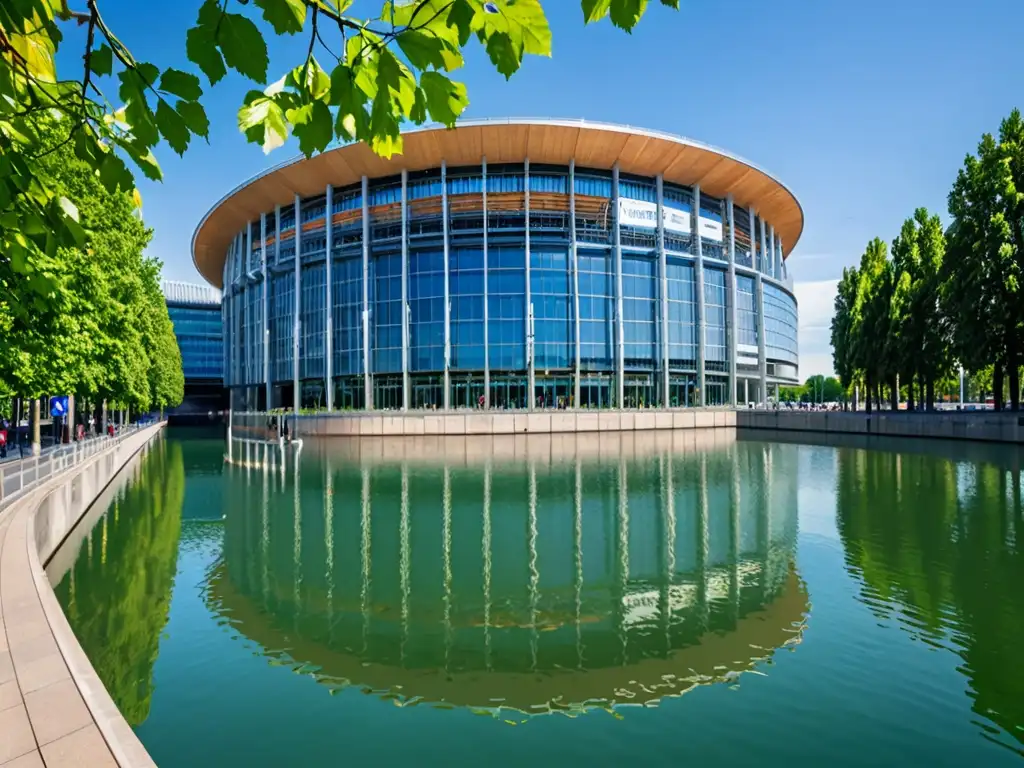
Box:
[293,194,301,417]
[726,195,738,406]
[482,157,491,408]
[760,216,768,277]
[570,160,581,408]
[656,175,669,407]
[525,158,534,410]
[442,161,451,410]
[361,176,371,409]
[400,168,409,411]
[768,224,777,280]
[325,185,334,411]
[612,163,624,409]
[694,185,706,407]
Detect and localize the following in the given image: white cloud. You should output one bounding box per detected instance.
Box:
[794,279,838,379]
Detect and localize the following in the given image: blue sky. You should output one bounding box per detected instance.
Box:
[58,0,1024,377]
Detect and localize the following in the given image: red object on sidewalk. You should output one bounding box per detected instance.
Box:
[0,430,6,446]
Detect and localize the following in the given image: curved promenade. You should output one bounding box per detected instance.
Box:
[0,424,163,768]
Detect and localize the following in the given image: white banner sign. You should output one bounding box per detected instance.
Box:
[699,216,723,242]
[618,198,692,235]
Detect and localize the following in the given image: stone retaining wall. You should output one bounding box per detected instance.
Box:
[0,424,164,768]
[737,410,1024,444]
[291,408,736,437]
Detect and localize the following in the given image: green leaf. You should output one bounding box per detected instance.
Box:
[91,44,113,77]
[159,69,203,100]
[176,100,210,139]
[659,0,679,7]
[397,29,449,71]
[97,152,135,193]
[485,33,518,79]
[581,0,612,23]
[253,0,307,35]
[57,196,79,222]
[218,12,269,83]
[133,149,163,182]
[609,0,648,31]
[186,25,227,85]
[288,100,333,156]
[238,95,289,153]
[419,71,468,126]
[156,100,191,155]
[447,0,475,46]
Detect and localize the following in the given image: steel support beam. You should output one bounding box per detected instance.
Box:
[361,176,371,409]
[293,195,301,417]
[442,161,451,409]
[482,157,490,408]
[756,272,767,405]
[726,195,738,406]
[401,168,409,411]
[612,163,624,408]
[570,160,581,408]
[656,175,669,407]
[525,158,534,410]
[694,185,706,407]
[261,212,270,410]
[325,185,334,411]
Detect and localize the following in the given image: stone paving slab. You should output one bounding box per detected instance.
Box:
[0,425,163,768]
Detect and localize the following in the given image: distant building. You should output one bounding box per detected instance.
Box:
[162,281,225,418]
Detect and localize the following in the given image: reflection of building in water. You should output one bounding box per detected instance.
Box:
[212,437,805,715]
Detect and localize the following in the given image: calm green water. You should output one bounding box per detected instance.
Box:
[53,429,1024,766]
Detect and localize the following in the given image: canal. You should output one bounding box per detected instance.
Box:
[52,428,1024,766]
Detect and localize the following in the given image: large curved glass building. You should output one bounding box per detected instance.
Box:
[193,119,801,412]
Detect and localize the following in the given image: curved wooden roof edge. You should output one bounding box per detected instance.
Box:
[192,118,804,288]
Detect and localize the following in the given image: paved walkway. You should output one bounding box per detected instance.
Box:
[0,427,160,768]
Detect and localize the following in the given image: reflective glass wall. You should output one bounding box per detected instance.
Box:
[220,162,797,411]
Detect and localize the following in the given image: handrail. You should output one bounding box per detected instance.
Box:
[0,425,143,509]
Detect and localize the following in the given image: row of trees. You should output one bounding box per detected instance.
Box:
[0,118,183,446]
[779,375,845,404]
[831,109,1024,412]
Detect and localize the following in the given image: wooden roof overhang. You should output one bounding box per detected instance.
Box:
[192,118,803,288]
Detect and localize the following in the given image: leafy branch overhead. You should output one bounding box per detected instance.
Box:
[0,0,676,325]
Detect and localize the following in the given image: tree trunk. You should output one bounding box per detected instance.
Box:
[889,377,899,412]
[994,362,1004,411]
[865,376,873,415]
[926,378,935,411]
[906,374,915,412]
[30,398,40,455]
[1009,342,1021,411]
[101,399,108,436]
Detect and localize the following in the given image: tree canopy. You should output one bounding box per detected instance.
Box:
[830,108,1024,411]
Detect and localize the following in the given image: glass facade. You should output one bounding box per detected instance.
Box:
[163,284,223,383]
[218,160,798,410]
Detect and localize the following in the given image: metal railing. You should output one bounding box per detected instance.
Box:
[0,426,143,509]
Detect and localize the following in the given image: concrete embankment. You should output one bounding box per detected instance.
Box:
[0,423,164,768]
[737,410,1024,444]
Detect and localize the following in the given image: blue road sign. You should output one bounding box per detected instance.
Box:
[50,396,69,418]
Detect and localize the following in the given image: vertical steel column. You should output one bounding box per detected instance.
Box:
[756,272,767,405]
[777,234,785,280]
[361,176,371,409]
[756,212,768,405]
[612,163,624,409]
[656,175,669,407]
[768,224,777,280]
[325,185,334,411]
[482,157,490,408]
[760,216,768,277]
[242,223,250,396]
[525,158,534,410]
[570,160,581,408]
[748,207,757,272]
[442,161,451,410]
[261,212,270,410]
[694,185,706,407]
[274,205,281,406]
[400,168,409,411]
[726,195,738,406]
[293,195,301,417]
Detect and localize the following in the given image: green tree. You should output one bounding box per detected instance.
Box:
[891,208,948,410]
[803,375,842,403]
[851,238,897,413]
[831,266,859,409]
[945,110,1024,410]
